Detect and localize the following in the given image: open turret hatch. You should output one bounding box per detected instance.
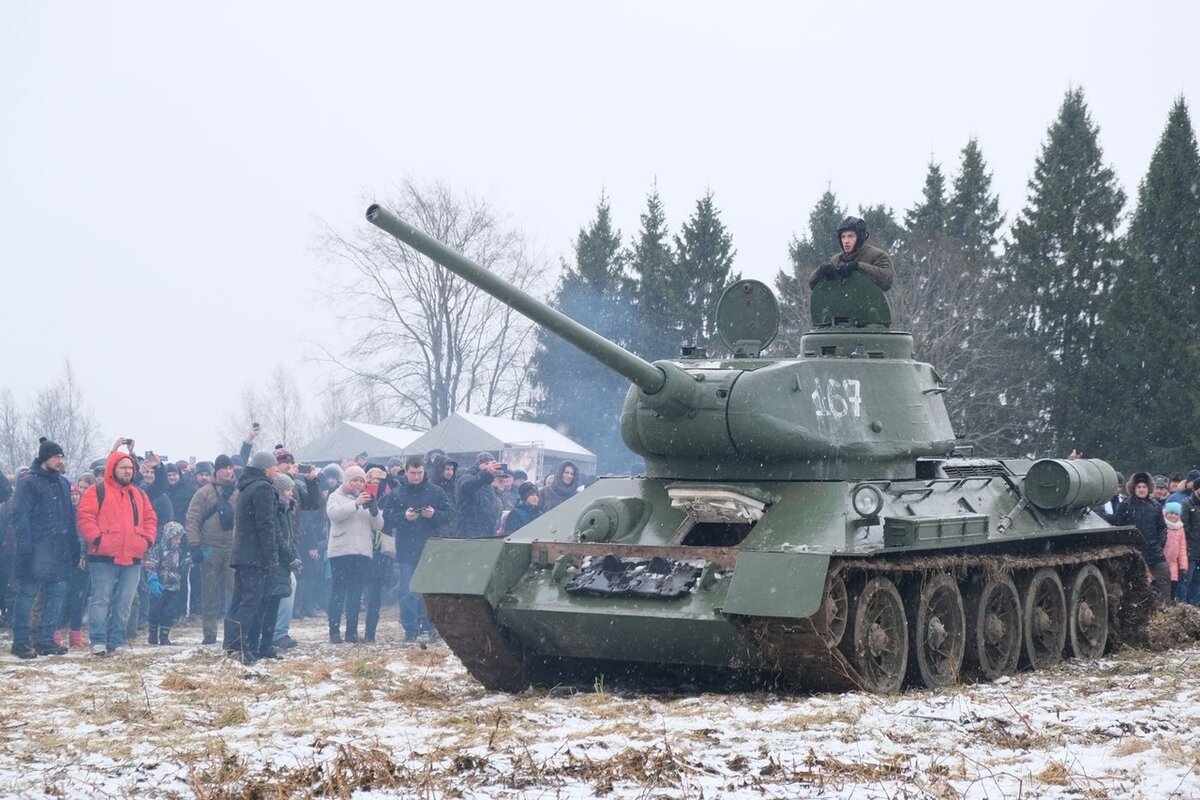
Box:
[810,271,892,328]
[715,279,779,357]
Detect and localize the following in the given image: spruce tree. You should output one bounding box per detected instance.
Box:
[628,187,679,359]
[1104,98,1200,468]
[937,139,1022,454]
[904,162,948,242]
[857,204,903,253]
[947,138,1004,264]
[1004,88,1126,457]
[529,193,634,472]
[674,191,738,350]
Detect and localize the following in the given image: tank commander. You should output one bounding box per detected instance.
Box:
[808,216,895,292]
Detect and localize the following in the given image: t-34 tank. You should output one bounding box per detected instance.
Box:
[367,204,1153,694]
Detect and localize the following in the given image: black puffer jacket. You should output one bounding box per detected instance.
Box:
[231,467,279,569]
[1113,494,1167,566]
[166,475,197,524]
[455,465,501,538]
[11,461,80,582]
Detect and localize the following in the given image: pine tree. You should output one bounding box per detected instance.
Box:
[1103,98,1200,468]
[1004,88,1126,457]
[774,190,846,352]
[674,191,738,350]
[529,193,634,472]
[628,187,679,359]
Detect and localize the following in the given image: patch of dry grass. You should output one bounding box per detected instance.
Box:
[1036,759,1070,785]
[1111,737,1152,757]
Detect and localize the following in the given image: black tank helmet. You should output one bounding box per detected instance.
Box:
[835,216,869,248]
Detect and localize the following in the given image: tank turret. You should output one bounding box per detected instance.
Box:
[367,204,955,480]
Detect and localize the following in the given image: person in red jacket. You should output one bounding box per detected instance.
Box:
[76,447,157,655]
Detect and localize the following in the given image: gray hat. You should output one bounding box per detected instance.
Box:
[273,473,295,493]
[248,450,277,471]
[194,461,215,475]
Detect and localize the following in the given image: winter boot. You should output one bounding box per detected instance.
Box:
[69,630,85,650]
[344,630,359,644]
[147,626,159,645]
[11,642,38,659]
[35,640,67,656]
[329,626,343,644]
[159,628,172,646]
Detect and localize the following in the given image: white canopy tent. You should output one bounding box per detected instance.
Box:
[404,411,596,480]
[295,420,423,466]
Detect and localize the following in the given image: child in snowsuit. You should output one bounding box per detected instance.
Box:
[1163,501,1189,602]
[144,521,191,644]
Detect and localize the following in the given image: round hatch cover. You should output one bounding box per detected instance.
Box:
[715,279,779,357]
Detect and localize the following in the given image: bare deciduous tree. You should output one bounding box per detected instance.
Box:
[0,361,102,474]
[220,365,317,454]
[888,242,1039,455]
[0,389,32,475]
[316,180,544,429]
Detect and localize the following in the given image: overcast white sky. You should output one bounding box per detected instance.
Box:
[1,1,1196,465]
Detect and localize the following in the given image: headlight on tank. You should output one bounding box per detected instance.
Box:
[851,484,884,517]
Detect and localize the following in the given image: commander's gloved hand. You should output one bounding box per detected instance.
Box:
[836,261,859,277]
[202,547,213,562]
[147,573,164,598]
[809,263,838,289]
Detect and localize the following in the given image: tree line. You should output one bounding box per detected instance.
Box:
[187,87,1197,475]
[528,89,1200,473]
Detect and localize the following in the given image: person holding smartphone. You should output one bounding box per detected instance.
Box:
[380,455,453,641]
[324,465,382,644]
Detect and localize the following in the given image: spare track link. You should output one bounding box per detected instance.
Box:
[423,594,528,692]
[735,544,1153,692]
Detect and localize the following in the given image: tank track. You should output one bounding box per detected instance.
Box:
[427,545,1155,694]
[735,544,1155,692]
[423,594,529,692]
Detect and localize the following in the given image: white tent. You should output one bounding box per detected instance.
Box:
[295,420,423,466]
[404,411,596,479]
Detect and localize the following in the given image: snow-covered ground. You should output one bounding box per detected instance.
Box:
[1,616,1198,799]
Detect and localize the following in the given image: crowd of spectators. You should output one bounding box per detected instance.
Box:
[0,427,583,663]
[1096,463,1200,606]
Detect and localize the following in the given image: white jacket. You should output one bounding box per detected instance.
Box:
[326,489,383,559]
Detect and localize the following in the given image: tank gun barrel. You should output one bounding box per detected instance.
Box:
[366,204,666,394]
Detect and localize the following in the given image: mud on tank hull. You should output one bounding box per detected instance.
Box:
[412,470,1155,695]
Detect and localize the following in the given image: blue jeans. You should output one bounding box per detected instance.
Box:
[13,579,66,645]
[1184,562,1200,606]
[395,559,430,637]
[274,572,296,641]
[88,561,142,649]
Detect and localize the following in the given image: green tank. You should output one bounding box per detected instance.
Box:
[366,204,1154,694]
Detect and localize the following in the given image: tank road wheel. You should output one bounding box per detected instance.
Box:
[848,577,908,694]
[906,573,966,689]
[1021,568,1067,670]
[1067,564,1109,659]
[819,572,849,647]
[965,574,1022,680]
